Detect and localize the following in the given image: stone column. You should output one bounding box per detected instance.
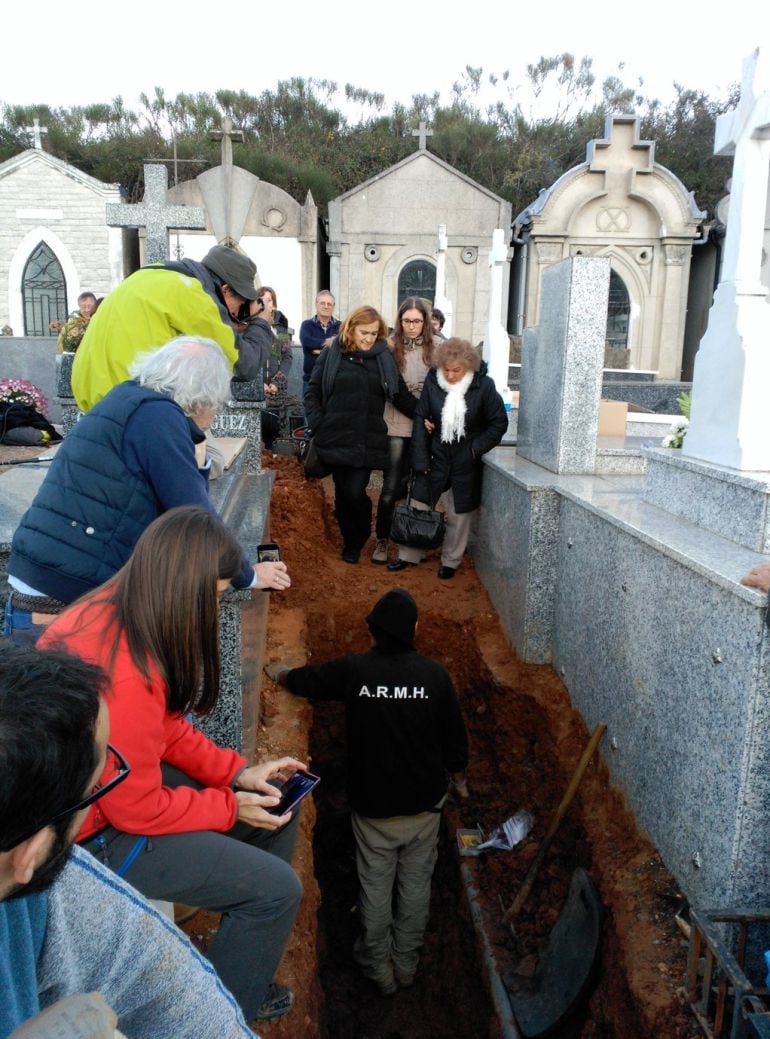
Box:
[517,256,611,474]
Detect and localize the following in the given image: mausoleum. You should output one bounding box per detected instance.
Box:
[0,140,122,335]
[511,115,706,380]
[327,127,512,338]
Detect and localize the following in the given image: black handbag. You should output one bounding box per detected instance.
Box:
[302,437,330,479]
[389,475,445,550]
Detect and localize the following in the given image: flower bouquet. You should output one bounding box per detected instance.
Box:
[0,377,49,416]
[57,314,90,353]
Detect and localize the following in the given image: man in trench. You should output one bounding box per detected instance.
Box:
[265,588,468,995]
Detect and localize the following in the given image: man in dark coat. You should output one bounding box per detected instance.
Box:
[265,589,468,995]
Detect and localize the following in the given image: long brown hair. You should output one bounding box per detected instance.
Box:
[339,306,388,353]
[94,507,241,716]
[390,297,434,372]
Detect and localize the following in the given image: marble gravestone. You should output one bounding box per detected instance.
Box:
[644,48,770,551]
[471,47,770,918]
[516,256,611,474]
[106,163,206,265]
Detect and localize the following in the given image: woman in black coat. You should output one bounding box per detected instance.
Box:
[304,305,416,564]
[388,337,507,579]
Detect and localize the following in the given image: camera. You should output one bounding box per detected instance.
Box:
[237,297,265,323]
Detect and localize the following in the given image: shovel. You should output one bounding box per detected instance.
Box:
[502,721,606,926]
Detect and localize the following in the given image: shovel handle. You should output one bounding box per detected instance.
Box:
[502,722,606,924]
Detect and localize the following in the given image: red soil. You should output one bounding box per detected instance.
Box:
[252,455,696,1039]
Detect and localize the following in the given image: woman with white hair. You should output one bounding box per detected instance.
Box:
[4,336,290,645]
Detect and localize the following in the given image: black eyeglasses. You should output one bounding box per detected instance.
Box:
[2,744,131,851]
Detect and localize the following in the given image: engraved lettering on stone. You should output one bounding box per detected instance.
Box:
[212,414,248,431]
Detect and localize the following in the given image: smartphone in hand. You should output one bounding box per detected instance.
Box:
[257,543,281,563]
[268,770,320,816]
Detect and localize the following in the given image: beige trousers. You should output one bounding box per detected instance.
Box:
[396,488,474,569]
[351,805,443,982]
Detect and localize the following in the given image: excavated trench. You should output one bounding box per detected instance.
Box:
[258,456,698,1038]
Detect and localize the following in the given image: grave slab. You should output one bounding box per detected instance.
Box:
[517,257,610,474]
[472,445,770,911]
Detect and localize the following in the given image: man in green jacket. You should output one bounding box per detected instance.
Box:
[72,246,272,413]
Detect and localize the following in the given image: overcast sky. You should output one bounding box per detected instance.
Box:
[1,0,767,116]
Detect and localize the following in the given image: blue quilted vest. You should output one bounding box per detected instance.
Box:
[9,383,182,603]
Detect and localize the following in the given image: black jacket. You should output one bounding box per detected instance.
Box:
[304,339,416,469]
[410,367,507,513]
[286,646,468,817]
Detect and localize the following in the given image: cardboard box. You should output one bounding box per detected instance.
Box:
[598,399,628,437]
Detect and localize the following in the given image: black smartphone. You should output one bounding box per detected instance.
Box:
[268,770,321,816]
[257,543,281,562]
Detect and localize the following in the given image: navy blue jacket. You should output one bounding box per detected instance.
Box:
[299,315,341,381]
[9,382,254,603]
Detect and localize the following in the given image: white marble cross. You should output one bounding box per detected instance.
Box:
[24,118,48,151]
[714,48,770,294]
[411,121,433,151]
[483,228,511,394]
[105,163,206,265]
[683,48,770,471]
[433,223,453,336]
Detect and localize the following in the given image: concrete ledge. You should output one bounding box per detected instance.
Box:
[644,447,770,552]
[472,445,770,910]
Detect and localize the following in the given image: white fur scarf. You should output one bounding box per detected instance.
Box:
[437,368,474,443]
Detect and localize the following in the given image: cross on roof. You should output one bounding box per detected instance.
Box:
[411,121,433,151]
[210,116,244,171]
[24,118,48,151]
[105,163,206,265]
[713,48,770,291]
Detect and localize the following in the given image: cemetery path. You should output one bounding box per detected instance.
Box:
[221,454,696,1038]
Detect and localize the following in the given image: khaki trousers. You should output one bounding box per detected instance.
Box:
[351,805,443,982]
[397,487,474,569]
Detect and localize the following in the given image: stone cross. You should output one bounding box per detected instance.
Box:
[106,163,206,265]
[433,224,453,336]
[412,121,433,151]
[713,48,770,294]
[24,118,48,151]
[683,48,770,471]
[211,116,244,170]
[208,117,245,247]
[483,229,511,394]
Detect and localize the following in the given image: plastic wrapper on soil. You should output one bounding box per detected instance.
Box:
[469,809,534,855]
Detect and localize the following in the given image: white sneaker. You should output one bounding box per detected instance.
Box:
[371,539,389,565]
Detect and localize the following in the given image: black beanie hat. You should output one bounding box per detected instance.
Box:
[366,588,418,646]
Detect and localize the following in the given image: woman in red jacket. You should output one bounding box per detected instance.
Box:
[39,506,306,1027]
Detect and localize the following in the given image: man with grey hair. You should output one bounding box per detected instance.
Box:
[299,290,340,394]
[4,337,290,645]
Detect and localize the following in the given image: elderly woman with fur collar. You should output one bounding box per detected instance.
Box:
[388,338,507,580]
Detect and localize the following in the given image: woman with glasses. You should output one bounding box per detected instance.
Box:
[372,297,437,566]
[38,506,305,1027]
[304,305,416,564]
